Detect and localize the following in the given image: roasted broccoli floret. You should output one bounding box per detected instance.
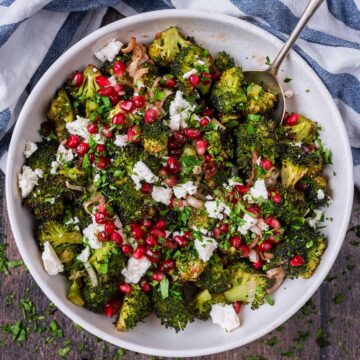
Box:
[213,51,235,72]
[301,236,326,278]
[176,252,206,281]
[139,61,161,88]
[285,114,318,143]
[224,262,269,309]
[59,166,88,187]
[67,279,84,307]
[204,128,234,161]
[152,284,193,332]
[245,83,277,115]
[190,290,226,320]
[72,203,92,230]
[304,176,330,208]
[24,140,58,173]
[211,67,247,115]
[116,285,151,331]
[196,263,232,294]
[188,208,215,230]
[141,121,169,155]
[148,26,192,67]
[111,143,143,174]
[47,89,74,141]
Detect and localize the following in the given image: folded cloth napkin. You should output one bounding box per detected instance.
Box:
[0,0,359,184]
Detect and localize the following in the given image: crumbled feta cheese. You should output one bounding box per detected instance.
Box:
[94,173,101,183]
[284,90,294,99]
[293,141,302,147]
[77,246,90,263]
[66,115,89,139]
[197,60,205,65]
[65,217,80,226]
[50,161,59,175]
[133,161,158,184]
[183,68,197,79]
[114,134,128,147]
[121,256,151,284]
[205,201,231,220]
[151,186,173,206]
[108,76,118,86]
[173,181,197,199]
[317,189,325,200]
[18,166,43,198]
[169,91,196,130]
[195,236,217,262]
[42,242,64,276]
[210,304,240,332]
[24,141,38,158]
[94,39,123,62]
[244,179,268,203]
[56,144,74,164]
[228,178,242,187]
[307,209,323,228]
[238,213,257,235]
[83,223,103,249]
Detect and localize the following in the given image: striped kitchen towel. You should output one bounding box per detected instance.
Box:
[0,0,359,185]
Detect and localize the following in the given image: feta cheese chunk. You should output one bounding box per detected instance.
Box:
[169,90,196,130]
[244,179,268,203]
[42,242,64,276]
[205,201,231,220]
[24,141,38,158]
[56,144,74,164]
[50,161,59,175]
[76,246,90,263]
[83,223,103,249]
[121,256,151,284]
[18,166,43,198]
[94,39,123,62]
[210,304,240,332]
[307,209,323,228]
[195,236,217,262]
[151,186,173,206]
[133,161,158,184]
[238,213,257,235]
[66,115,89,139]
[183,68,197,79]
[114,134,128,147]
[317,189,325,200]
[173,181,197,199]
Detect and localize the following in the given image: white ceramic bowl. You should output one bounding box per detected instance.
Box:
[6,9,354,358]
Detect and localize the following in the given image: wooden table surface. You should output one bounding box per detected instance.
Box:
[1,8,359,360]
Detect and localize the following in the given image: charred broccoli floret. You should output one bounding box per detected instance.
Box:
[211,67,247,115]
[148,27,192,67]
[111,143,143,174]
[196,263,232,294]
[59,166,88,187]
[152,284,193,332]
[213,51,235,72]
[301,236,326,278]
[24,140,58,173]
[204,128,234,161]
[224,262,269,309]
[176,252,206,281]
[188,208,215,230]
[245,83,277,115]
[72,204,92,230]
[190,290,226,320]
[116,285,151,331]
[67,279,84,307]
[304,176,330,208]
[47,89,74,141]
[141,121,169,155]
[285,114,318,143]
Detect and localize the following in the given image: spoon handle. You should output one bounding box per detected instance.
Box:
[270,0,324,75]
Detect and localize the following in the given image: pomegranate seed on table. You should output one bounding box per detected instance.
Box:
[97,231,109,242]
[146,248,160,263]
[144,109,158,123]
[251,260,263,270]
[98,87,113,97]
[257,240,273,252]
[113,61,126,77]
[132,95,146,108]
[166,157,181,173]
[260,158,273,170]
[183,128,201,139]
[95,75,110,87]
[121,244,132,254]
[104,222,115,234]
[111,231,123,246]
[195,139,208,156]
[165,78,176,88]
[200,117,210,127]
[152,271,165,282]
[154,220,166,230]
[140,280,151,292]
[150,228,166,239]
[233,301,242,314]
[76,142,90,157]
[284,113,299,126]
[234,184,250,194]
[66,134,80,149]
[160,259,175,272]
[132,245,146,259]
[120,100,134,112]
[94,212,107,224]
[145,234,158,247]
[119,283,132,294]
[290,255,305,267]
[213,227,222,238]
[102,125,113,138]
[131,225,145,240]
[128,125,141,143]
[96,144,106,154]
[96,156,109,170]
[141,182,153,194]
[173,235,187,248]
[239,244,250,257]
[73,71,84,87]
[112,113,127,125]
[189,74,200,87]
[87,123,98,134]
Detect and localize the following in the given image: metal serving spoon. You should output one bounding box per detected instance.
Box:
[243,0,324,123]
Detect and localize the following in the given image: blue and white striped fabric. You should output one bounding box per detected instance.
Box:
[0,0,359,185]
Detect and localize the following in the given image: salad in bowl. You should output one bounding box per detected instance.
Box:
[17,27,332,334]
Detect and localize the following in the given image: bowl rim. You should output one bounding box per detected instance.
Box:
[5,9,354,358]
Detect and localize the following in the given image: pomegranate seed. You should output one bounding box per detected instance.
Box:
[183,231,191,239]
[219,223,229,233]
[264,216,281,229]
[145,234,158,247]
[96,144,106,154]
[132,245,146,259]
[260,159,273,170]
[144,109,158,123]
[143,219,152,228]
[284,113,299,126]
[200,117,210,127]
[231,236,241,248]
[102,125,113,138]
[120,100,134,112]
[66,135,80,149]
[76,142,90,157]
[121,244,132,254]
[201,72,212,84]
[109,91,119,105]
[104,222,115,234]
[213,227,222,238]
[150,228,166,239]
[96,156,109,170]
[128,125,141,143]
[189,74,200,87]
[98,87,113,97]
[203,108,213,117]
[131,225,145,240]
[73,71,84,87]
[239,244,250,257]
[169,148,182,157]
[146,248,160,263]
[132,95,146,108]
[257,240,273,252]
[166,157,181,173]
[234,184,249,194]
[271,192,282,204]
[159,167,169,177]
[87,123,98,134]
[140,182,153,194]
[251,260,263,270]
[295,182,310,192]
[233,301,242,314]
[164,240,177,250]
[96,76,110,87]
[246,205,261,217]
[204,154,212,162]
[112,113,127,126]
[113,84,123,93]
[165,78,176,88]
[94,212,107,224]
[290,255,305,267]
[154,220,166,230]
[173,235,187,248]
[172,131,186,144]
[111,231,123,246]
[227,191,238,205]
[119,283,132,294]
[195,139,208,156]
[164,175,178,187]
[97,231,109,242]
[140,280,151,292]
[211,71,221,80]
[97,204,110,216]
[152,271,165,282]
[160,259,175,272]
[183,128,201,139]
[113,61,126,77]
[104,301,121,317]
[167,140,181,150]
